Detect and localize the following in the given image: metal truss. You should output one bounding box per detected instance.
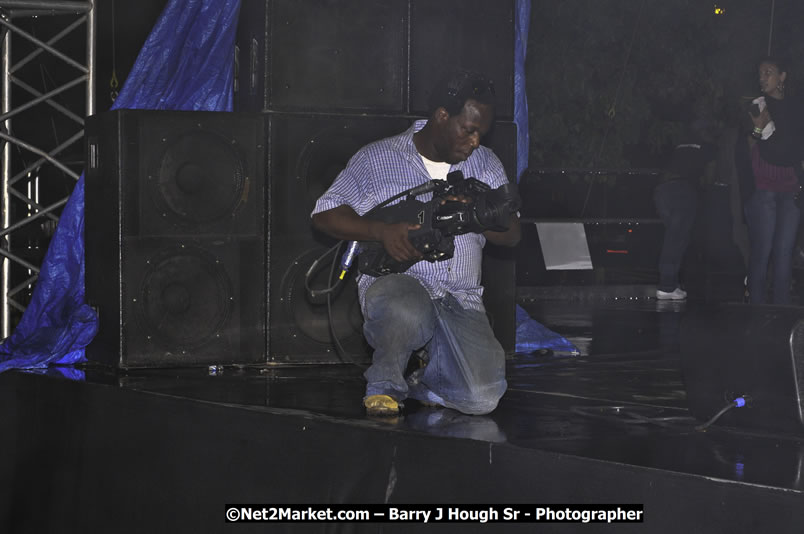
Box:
[0,0,95,338]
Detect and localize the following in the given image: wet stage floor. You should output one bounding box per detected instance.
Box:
[9,293,804,532]
[70,295,804,494]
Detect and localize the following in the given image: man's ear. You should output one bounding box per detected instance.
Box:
[434,106,450,123]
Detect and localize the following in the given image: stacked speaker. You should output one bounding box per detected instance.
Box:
[234,0,515,117]
[85,111,267,368]
[85,0,518,368]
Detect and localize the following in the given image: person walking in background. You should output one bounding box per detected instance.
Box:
[654,106,718,300]
[736,56,804,305]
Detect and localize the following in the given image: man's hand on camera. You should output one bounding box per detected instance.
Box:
[378,221,422,262]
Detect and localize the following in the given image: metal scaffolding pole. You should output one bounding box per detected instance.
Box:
[0,0,95,338]
[2,24,10,341]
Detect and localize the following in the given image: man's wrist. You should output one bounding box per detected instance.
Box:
[366,219,385,242]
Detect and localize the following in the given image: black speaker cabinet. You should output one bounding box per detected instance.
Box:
[236,0,408,114]
[234,0,514,118]
[479,121,518,354]
[85,110,267,368]
[681,304,804,436]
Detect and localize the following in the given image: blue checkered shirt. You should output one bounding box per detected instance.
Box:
[312,120,510,312]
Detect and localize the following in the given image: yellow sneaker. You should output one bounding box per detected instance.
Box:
[364,394,400,416]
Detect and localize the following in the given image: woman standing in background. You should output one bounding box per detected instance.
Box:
[738,56,804,305]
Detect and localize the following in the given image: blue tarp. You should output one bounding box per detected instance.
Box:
[0,0,242,373]
[512,2,577,354]
[0,0,572,373]
[514,305,578,355]
[514,0,531,182]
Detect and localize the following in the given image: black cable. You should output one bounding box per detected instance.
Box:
[326,243,368,369]
[305,180,442,368]
[300,239,364,367]
[695,397,748,432]
[304,240,344,299]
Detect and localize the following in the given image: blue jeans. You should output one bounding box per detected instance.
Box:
[654,180,698,292]
[361,274,507,415]
[745,189,800,304]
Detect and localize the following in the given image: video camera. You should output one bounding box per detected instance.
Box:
[356,170,520,277]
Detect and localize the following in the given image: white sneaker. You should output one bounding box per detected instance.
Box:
[656,287,687,300]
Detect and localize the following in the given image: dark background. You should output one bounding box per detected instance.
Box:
[527,0,804,169]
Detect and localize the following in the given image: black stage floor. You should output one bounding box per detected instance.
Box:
[3,293,804,533]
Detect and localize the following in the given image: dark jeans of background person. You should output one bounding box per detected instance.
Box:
[654,180,698,293]
[745,189,800,304]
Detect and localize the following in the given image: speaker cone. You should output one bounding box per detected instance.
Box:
[150,130,247,227]
[136,245,233,351]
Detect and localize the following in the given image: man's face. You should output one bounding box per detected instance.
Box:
[435,99,494,164]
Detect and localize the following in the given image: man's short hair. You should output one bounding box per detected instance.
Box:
[427,69,496,116]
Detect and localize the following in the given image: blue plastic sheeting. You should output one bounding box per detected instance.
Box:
[514,0,531,181]
[0,178,97,372]
[515,305,579,355]
[0,0,241,373]
[514,4,560,354]
[112,0,239,112]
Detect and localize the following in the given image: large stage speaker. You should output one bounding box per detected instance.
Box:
[680,304,804,436]
[234,0,514,117]
[85,110,267,368]
[235,0,408,114]
[479,121,518,354]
